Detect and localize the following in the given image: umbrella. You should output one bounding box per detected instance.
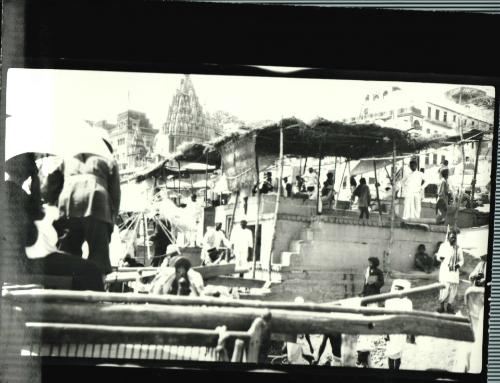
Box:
[6,116,113,161]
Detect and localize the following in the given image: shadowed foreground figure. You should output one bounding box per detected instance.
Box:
[4,153,104,291]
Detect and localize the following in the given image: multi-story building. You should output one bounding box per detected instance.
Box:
[94,110,158,175]
[338,86,494,199]
[157,75,220,156]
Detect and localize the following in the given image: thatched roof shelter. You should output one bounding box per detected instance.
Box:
[135,117,484,183]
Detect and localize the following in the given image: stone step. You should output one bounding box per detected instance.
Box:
[280,251,302,268]
[289,239,308,253]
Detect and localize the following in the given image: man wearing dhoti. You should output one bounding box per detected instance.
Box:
[402,159,424,220]
[436,229,464,314]
[230,220,253,274]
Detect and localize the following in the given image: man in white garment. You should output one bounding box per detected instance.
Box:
[302,167,318,200]
[402,159,424,220]
[201,222,231,265]
[230,220,253,275]
[385,279,413,371]
[436,229,464,314]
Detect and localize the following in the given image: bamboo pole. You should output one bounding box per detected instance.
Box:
[336,159,348,209]
[303,157,308,174]
[252,138,261,279]
[454,122,466,229]
[205,152,209,207]
[177,160,182,201]
[471,136,482,207]
[268,127,284,281]
[386,140,397,273]
[316,144,322,214]
[332,156,338,209]
[373,160,383,224]
[18,302,473,341]
[228,191,240,262]
[142,213,151,265]
[5,284,466,323]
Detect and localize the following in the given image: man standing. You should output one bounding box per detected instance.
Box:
[201,222,231,265]
[402,159,424,220]
[282,177,292,197]
[302,167,318,199]
[351,178,371,223]
[436,229,464,314]
[436,169,450,224]
[53,141,121,276]
[150,211,172,267]
[230,220,254,275]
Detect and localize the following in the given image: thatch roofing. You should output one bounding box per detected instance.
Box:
[214,117,485,160]
[135,117,485,182]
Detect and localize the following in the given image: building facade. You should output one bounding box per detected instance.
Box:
[94,110,158,175]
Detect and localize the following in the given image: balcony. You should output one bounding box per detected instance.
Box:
[397,107,423,117]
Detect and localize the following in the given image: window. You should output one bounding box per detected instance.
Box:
[425,154,429,165]
[435,109,440,120]
[118,138,125,146]
[443,112,447,122]
[369,177,376,185]
[426,129,431,134]
[433,154,438,165]
[434,130,438,135]
[427,107,431,118]
[453,115,456,122]
[472,121,475,126]
[343,177,347,189]
[441,155,445,164]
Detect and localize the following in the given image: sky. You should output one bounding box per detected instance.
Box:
[6,68,495,132]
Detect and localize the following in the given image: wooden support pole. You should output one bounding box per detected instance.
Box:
[18,302,473,341]
[143,213,151,265]
[471,136,482,206]
[252,139,261,279]
[177,160,181,200]
[205,152,209,207]
[336,159,348,209]
[269,127,284,280]
[316,145,322,214]
[386,140,397,273]
[373,160,383,224]
[228,191,240,262]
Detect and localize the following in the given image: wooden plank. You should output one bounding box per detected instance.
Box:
[24,322,251,347]
[206,277,266,289]
[6,288,467,324]
[107,264,238,283]
[360,282,445,306]
[18,302,474,341]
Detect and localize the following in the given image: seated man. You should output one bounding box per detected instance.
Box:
[149,256,204,296]
[469,254,487,287]
[414,244,434,273]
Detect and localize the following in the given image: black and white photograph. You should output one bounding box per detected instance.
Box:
[1,67,495,377]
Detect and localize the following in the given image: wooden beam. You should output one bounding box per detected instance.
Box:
[360,282,446,306]
[6,286,467,324]
[206,277,266,289]
[18,302,474,341]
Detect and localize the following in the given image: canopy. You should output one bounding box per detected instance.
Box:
[214,117,485,160]
[136,160,216,182]
[350,159,393,176]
